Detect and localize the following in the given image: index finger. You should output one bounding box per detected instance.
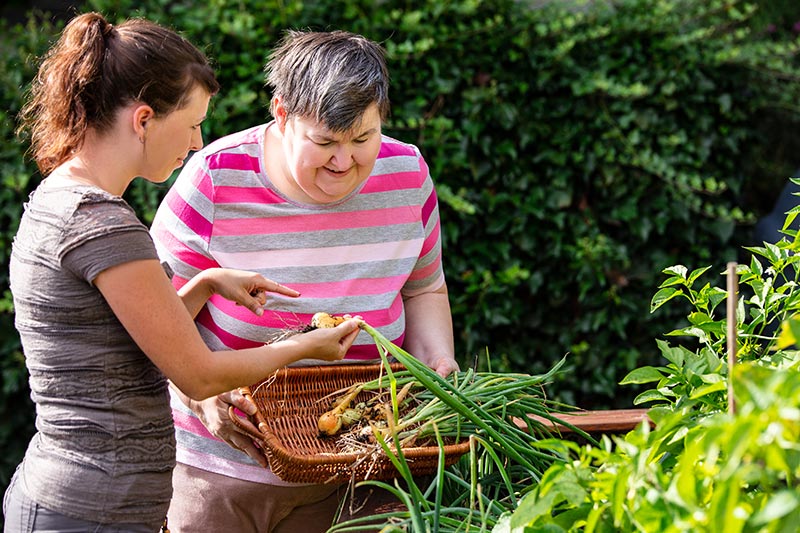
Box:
[261,280,300,298]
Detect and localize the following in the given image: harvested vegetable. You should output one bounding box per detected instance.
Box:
[307,314,588,464]
[325,321,590,533]
[317,383,363,436]
[257,312,589,532]
[310,312,348,329]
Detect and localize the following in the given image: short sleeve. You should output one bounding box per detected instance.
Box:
[60,195,159,284]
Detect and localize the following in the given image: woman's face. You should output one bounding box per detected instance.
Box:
[141,84,211,182]
[278,102,382,204]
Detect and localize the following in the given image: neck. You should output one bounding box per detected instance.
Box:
[49,157,119,196]
[57,133,135,196]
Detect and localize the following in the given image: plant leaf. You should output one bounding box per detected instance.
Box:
[651,287,682,313]
[620,366,665,385]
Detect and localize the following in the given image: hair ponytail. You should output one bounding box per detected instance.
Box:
[18,12,219,175]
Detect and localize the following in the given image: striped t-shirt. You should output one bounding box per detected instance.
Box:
[150,123,445,483]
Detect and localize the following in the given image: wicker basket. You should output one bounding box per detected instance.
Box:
[228,362,471,484]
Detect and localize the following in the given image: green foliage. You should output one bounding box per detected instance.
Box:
[623,209,800,414]
[493,180,800,531]
[334,197,800,530]
[497,359,800,532]
[0,13,55,489]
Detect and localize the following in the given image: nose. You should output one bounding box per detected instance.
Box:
[190,128,204,151]
[330,144,353,169]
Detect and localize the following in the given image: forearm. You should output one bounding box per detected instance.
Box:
[403,284,457,373]
[97,260,357,402]
[175,337,318,400]
[170,380,196,410]
[176,268,217,318]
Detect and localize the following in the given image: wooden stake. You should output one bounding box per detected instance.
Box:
[726,262,738,414]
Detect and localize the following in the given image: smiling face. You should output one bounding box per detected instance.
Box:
[141,84,211,183]
[274,100,383,204]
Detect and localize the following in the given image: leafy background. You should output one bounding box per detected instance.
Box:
[2,0,800,510]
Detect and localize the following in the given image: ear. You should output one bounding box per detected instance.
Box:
[132,104,156,141]
[272,97,288,132]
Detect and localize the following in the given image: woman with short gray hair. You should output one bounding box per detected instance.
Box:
[151,29,458,532]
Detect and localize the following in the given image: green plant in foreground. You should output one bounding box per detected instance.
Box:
[485,184,800,531]
[332,180,800,531]
[493,359,800,533]
[620,221,800,421]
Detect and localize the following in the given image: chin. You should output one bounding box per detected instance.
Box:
[319,189,352,203]
[143,172,172,184]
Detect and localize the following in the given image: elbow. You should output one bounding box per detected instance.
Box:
[164,348,233,401]
[170,376,219,402]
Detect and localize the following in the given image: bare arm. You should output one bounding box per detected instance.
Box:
[94,259,360,400]
[403,283,459,377]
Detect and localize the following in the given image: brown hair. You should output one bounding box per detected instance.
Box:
[265,30,390,133]
[18,12,220,175]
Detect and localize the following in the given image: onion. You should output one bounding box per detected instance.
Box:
[317,411,343,436]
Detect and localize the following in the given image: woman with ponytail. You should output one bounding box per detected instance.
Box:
[2,13,360,532]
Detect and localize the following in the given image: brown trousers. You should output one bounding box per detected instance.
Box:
[166,463,401,533]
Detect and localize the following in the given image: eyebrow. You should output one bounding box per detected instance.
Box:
[314,127,378,142]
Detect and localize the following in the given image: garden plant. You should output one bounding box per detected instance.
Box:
[486,186,800,531]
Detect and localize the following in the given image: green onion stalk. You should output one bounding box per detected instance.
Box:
[329,322,592,532]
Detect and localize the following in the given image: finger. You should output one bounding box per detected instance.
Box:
[239,295,265,316]
[337,318,362,331]
[436,359,459,378]
[217,390,236,404]
[252,290,267,307]
[226,430,267,467]
[248,289,267,305]
[221,409,261,442]
[228,389,258,416]
[337,320,361,352]
[262,279,300,298]
[236,290,266,315]
[237,439,269,467]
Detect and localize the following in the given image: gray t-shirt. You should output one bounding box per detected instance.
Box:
[9,183,174,525]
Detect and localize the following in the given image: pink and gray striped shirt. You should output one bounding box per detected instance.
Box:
[150,123,445,483]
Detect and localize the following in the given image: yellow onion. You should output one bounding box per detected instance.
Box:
[317,411,342,436]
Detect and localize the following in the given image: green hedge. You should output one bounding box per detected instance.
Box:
[2,0,800,502]
[0,12,57,493]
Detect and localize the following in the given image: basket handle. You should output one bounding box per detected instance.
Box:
[227,386,270,441]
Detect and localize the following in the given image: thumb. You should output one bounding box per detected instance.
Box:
[337,318,361,336]
[239,294,264,316]
[230,390,258,415]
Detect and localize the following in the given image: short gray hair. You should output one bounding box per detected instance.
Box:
[265,30,390,132]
